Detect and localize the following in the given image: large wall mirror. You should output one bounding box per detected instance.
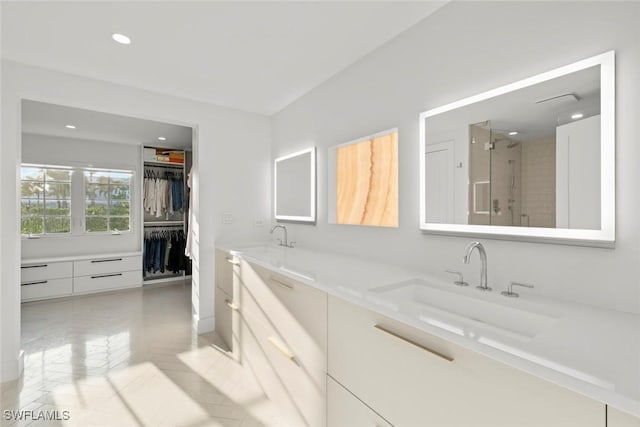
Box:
[274,147,316,223]
[420,51,615,246]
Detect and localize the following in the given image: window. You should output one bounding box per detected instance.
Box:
[20,164,134,237]
[85,171,132,233]
[20,166,72,235]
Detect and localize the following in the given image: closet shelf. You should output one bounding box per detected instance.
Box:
[144,160,184,167]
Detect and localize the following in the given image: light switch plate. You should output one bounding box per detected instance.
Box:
[222,212,233,224]
[254,218,265,227]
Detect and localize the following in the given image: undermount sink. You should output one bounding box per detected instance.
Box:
[236,244,315,282]
[369,278,559,341]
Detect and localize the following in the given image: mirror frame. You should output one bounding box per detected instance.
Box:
[419,51,615,247]
[274,147,316,223]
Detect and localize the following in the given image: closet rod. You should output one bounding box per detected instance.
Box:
[144,163,184,169]
[144,223,183,228]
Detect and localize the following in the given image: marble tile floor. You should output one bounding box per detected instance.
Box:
[0,283,286,427]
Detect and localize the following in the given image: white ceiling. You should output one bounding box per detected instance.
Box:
[22,100,193,149]
[2,1,445,115]
[427,65,601,143]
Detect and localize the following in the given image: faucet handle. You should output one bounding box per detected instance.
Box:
[445,270,469,287]
[501,281,534,298]
[288,241,296,248]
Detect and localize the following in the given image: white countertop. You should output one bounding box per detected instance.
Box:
[217,242,640,417]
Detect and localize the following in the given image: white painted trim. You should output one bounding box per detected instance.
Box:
[419,51,615,247]
[192,314,215,334]
[274,146,316,223]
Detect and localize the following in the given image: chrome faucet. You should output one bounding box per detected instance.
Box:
[463,241,491,291]
[270,224,294,248]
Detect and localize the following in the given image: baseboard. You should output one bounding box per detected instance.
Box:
[0,350,23,383]
[192,314,215,334]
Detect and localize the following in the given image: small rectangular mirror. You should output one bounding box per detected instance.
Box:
[420,51,615,247]
[328,128,399,227]
[274,147,316,223]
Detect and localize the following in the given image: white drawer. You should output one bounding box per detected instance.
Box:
[21,277,72,302]
[327,376,391,427]
[74,255,141,277]
[21,261,72,283]
[73,270,141,295]
[328,295,603,427]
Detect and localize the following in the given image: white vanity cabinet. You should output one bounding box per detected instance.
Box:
[214,249,240,358]
[327,295,604,427]
[327,376,391,427]
[21,261,73,301]
[608,407,640,427]
[236,259,327,427]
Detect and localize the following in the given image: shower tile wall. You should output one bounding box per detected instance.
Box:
[521,136,556,228]
[489,140,522,226]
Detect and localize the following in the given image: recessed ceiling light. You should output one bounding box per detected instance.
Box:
[112,33,131,45]
[508,131,518,136]
[65,124,76,129]
[571,113,584,120]
[158,137,166,141]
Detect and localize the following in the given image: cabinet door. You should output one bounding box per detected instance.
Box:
[328,295,604,427]
[238,260,327,427]
[327,376,391,427]
[609,407,640,427]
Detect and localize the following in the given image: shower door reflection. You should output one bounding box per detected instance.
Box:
[468,120,556,228]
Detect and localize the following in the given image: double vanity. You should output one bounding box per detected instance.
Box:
[228,50,638,426]
[215,241,640,427]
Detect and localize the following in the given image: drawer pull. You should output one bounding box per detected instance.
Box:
[268,276,294,290]
[374,325,453,363]
[267,336,297,364]
[225,299,239,310]
[21,280,48,286]
[91,258,123,263]
[91,273,123,279]
[225,257,240,266]
[21,264,48,269]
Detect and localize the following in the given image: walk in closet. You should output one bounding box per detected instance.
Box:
[142,147,192,284]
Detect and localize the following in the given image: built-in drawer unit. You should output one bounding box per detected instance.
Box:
[73,270,141,295]
[21,277,73,302]
[21,261,72,283]
[238,260,327,427]
[21,254,142,302]
[328,295,604,427]
[74,255,141,277]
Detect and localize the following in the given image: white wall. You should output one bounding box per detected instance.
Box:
[1,60,272,381]
[272,2,640,314]
[21,133,142,259]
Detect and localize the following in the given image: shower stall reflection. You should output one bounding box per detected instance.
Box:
[468,120,556,228]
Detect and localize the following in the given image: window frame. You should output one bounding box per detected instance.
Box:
[20,164,73,236]
[83,168,134,235]
[20,163,135,238]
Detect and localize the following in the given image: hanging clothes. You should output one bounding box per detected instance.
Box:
[185,166,194,259]
[143,169,184,218]
[143,228,188,277]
